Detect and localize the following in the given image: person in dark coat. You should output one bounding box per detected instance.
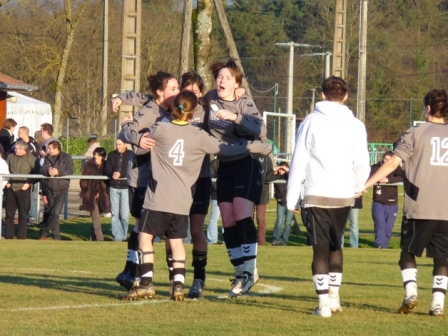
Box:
[369,151,404,248]
[0,118,17,158]
[11,126,40,157]
[104,139,131,241]
[79,147,110,241]
[39,140,73,240]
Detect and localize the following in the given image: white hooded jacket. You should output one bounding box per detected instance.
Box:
[286,101,370,210]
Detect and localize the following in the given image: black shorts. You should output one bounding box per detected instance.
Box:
[217,155,262,204]
[302,206,351,249]
[190,177,211,216]
[129,186,147,219]
[139,209,188,239]
[401,218,448,258]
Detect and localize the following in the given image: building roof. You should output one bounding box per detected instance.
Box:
[0,72,38,91]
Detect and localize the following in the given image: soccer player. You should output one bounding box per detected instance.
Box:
[202,59,268,297]
[286,76,370,317]
[113,71,179,290]
[365,89,448,316]
[122,91,272,301]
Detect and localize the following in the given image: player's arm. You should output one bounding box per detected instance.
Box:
[364,155,402,190]
[352,123,371,193]
[111,92,153,112]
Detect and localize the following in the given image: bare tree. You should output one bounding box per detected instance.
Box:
[194,0,213,90]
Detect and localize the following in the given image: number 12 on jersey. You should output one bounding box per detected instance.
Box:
[430,137,448,166]
[169,139,185,166]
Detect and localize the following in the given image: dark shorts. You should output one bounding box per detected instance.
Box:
[302,206,351,248]
[190,177,211,216]
[139,209,188,239]
[129,186,146,219]
[217,155,262,204]
[401,218,448,258]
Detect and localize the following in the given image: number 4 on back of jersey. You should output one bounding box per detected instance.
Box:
[169,139,185,166]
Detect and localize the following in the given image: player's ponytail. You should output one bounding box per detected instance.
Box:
[424,89,448,118]
[172,91,197,121]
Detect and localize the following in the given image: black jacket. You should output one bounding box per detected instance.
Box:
[40,152,74,195]
[266,168,288,206]
[11,137,40,158]
[104,149,131,189]
[0,128,14,158]
[370,161,404,205]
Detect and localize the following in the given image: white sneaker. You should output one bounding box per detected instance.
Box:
[313,305,332,318]
[329,295,343,313]
[229,276,244,298]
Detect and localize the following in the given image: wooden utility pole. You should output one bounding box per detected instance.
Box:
[213,0,252,99]
[179,0,193,80]
[332,0,347,78]
[119,0,141,115]
[357,0,368,123]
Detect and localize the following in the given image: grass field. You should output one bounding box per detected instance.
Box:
[1,187,446,335]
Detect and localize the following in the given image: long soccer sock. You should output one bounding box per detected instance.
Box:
[223,226,244,275]
[173,267,187,287]
[431,258,448,309]
[329,272,342,298]
[192,250,207,281]
[236,217,258,276]
[166,250,174,281]
[401,268,418,298]
[139,262,154,286]
[313,274,330,308]
[124,231,139,276]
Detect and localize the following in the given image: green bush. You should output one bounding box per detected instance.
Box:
[58,136,116,174]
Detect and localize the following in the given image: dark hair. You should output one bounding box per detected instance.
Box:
[383,151,394,158]
[172,91,198,121]
[209,58,244,86]
[93,147,107,159]
[41,123,54,135]
[321,76,348,102]
[279,161,290,168]
[4,118,17,129]
[146,71,176,98]
[48,140,61,151]
[181,71,205,93]
[423,89,448,119]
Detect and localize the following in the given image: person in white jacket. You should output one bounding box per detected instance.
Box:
[286,76,370,318]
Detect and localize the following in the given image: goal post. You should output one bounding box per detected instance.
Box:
[263,111,296,163]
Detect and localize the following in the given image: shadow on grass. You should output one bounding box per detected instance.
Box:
[23,218,116,241]
[0,273,124,299]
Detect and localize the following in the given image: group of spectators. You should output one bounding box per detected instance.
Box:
[0,119,132,242]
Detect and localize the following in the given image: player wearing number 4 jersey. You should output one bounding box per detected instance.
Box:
[365,89,448,317]
[122,91,271,301]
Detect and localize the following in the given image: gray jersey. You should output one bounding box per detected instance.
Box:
[143,122,271,215]
[203,90,267,162]
[394,122,448,220]
[118,96,170,188]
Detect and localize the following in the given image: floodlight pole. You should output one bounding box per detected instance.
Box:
[275,42,321,115]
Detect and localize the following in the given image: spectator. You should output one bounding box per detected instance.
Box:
[4,140,36,239]
[370,151,404,248]
[0,118,17,158]
[267,162,293,246]
[39,140,73,240]
[11,126,39,157]
[34,130,44,146]
[206,158,221,244]
[104,139,131,242]
[79,147,110,241]
[39,123,57,158]
[254,154,273,246]
[84,134,100,160]
[342,196,362,248]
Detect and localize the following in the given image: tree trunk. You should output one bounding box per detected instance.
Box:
[194,0,213,91]
[179,0,193,79]
[53,0,89,138]
[213,0,252,99]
